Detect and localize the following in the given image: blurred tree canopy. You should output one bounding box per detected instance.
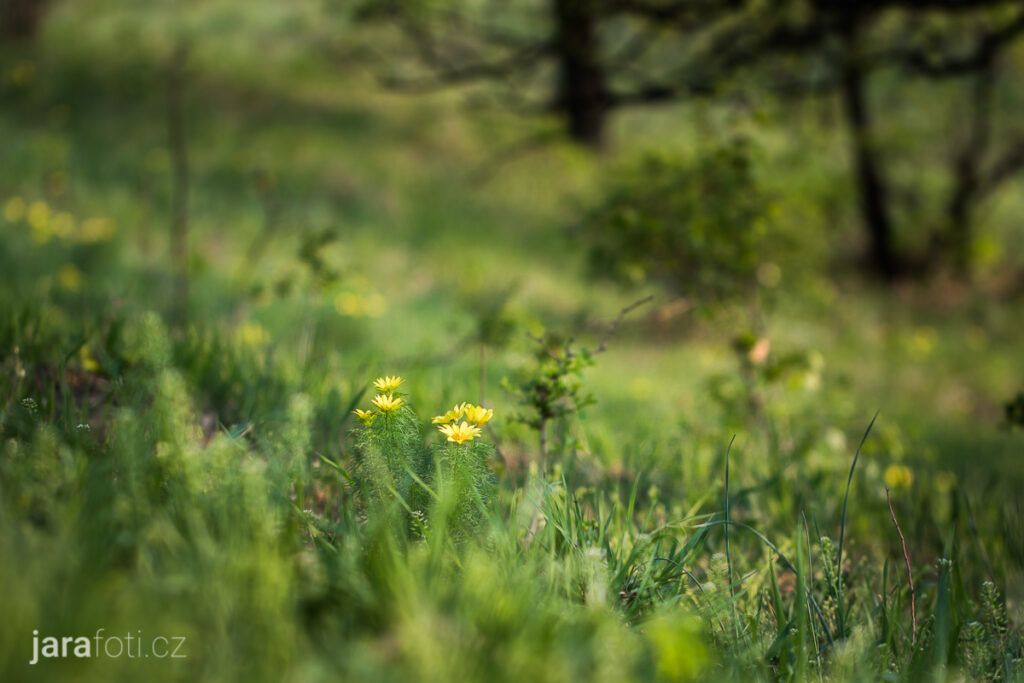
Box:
[363,0,1024,282]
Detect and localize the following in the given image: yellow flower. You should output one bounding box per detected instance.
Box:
[437,421,482,444]
[353,408,376,426]
[57,264,82,291]
[3,196,26,222]
[372,394,403,412]
[52,212,74,238]
[364,293,388,317]
[78,217,114,243]
[884,464,914,490]
[373,375,404,392]
[239,322,268,346]
[78,345,99,373]
[28,201,50,230]
[463,404,493,427]
[432,402,467,424]
[934,470,956,494]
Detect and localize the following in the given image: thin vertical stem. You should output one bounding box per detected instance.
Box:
[886,487,916,645]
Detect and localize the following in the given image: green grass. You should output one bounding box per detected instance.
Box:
[1,2,1023,681]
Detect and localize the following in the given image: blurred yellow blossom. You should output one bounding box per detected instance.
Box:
[934,470,956,494]
[335,291,388,317]
[628,376,653,400]
[353,408,376,426]
[364,293,388,317]
[79,217,114,243]
[884,464,914,490]
[31,225,52,244]
[78,345,100,373]
[905,327,938,361]
[52,212,74,238]
[3,197,26,222]
[334,292,363,316]
[28,201,50,230]
[5,61,35,86]
[239,322,269,346]
[57,264,82,291]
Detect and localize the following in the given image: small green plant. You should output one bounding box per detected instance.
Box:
[961,580,1015,681]
[503,333,596,469]
[430,402,498,539]
[503,298,651,470]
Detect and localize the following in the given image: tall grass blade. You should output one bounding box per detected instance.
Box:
[837,410,879,639]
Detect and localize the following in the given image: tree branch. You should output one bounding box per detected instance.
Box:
[890,9,1024,78]
[595,295,654,354]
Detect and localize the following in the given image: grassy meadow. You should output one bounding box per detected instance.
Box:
[1,2,1023,681]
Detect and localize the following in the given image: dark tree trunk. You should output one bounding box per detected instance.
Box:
[946,160,977,278]
[0,0,51,40]
[552,0,606,148]
[167,43,190,325]
[942,64,995,279]
[839,52,899,280]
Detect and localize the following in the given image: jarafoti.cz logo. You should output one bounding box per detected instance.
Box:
[29,629,186,665]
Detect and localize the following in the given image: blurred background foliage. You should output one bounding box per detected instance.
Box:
[1,0,1024,681]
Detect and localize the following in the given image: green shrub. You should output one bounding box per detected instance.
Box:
[584,140,771,306]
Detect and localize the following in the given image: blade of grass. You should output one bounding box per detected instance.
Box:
[795,522,809,682]
[724,434,739,645]
[837,411,879,639]
[768,558,786,633]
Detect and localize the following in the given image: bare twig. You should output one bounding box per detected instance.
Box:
[525,331,562,361]
[526,295,653,359]
[886,486,916,645]
[595,295,654,354]
[383,40,551,92]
